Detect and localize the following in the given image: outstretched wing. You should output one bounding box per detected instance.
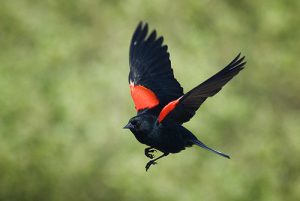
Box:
[129,22,183,113]
[158,53,246,124]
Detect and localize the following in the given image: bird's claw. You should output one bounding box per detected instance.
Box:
[145,161,157,171]
[145,148,157,159]
[146,153,155,159]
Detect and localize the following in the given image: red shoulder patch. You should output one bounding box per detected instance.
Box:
[158,97,182,122]
[130,82,159,111]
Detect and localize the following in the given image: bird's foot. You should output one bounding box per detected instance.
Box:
[145,160,157,171]
[144,147,157,159]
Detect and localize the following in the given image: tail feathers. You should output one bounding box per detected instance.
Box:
[191,139,230,159]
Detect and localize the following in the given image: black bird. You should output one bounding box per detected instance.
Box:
[124,22,246,171]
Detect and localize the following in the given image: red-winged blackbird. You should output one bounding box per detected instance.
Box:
[124,22,246,171]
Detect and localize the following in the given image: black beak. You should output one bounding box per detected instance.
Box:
[123,122,133,129]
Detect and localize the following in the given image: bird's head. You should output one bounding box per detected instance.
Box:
[123,115,156,135]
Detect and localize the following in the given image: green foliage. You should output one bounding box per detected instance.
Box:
[0,1,300,201]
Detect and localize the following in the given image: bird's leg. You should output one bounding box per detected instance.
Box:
[145,153,169,171]
[144,147,157,159]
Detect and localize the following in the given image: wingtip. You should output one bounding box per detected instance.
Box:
[237,52,246,62]
[143,22,148,31]
[235,52,246,61]
[135,21,149,33]
[135,22,166,46]
[227,52,247,70]
[138,21,148,28]
[136,21,143,30]
[137,20,143,26]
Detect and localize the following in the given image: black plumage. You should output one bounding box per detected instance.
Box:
[129,22,183,112]
[124,22,246,171]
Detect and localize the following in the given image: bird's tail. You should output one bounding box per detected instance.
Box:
[190,139,230,159]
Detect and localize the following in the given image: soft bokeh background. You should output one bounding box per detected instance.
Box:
[1,0,300,201]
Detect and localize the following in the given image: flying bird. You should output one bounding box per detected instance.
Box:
[124,22,246,171]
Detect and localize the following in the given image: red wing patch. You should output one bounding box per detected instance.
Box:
[130,82,159,111]
[158,97,182,123]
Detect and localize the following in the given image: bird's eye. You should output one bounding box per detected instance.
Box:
[131,120,140,129]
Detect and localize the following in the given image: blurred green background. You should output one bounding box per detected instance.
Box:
[1,0,300,201]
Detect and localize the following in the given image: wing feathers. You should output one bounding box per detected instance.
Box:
[129,22,246,119]
[159,54,246,123]
[129,22,183,113]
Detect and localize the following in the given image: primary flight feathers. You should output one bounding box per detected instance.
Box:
[129,22,246,123]
[125,22,247,171]
[129,22,183,112]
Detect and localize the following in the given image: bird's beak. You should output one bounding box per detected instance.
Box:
[123,122,133,129]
